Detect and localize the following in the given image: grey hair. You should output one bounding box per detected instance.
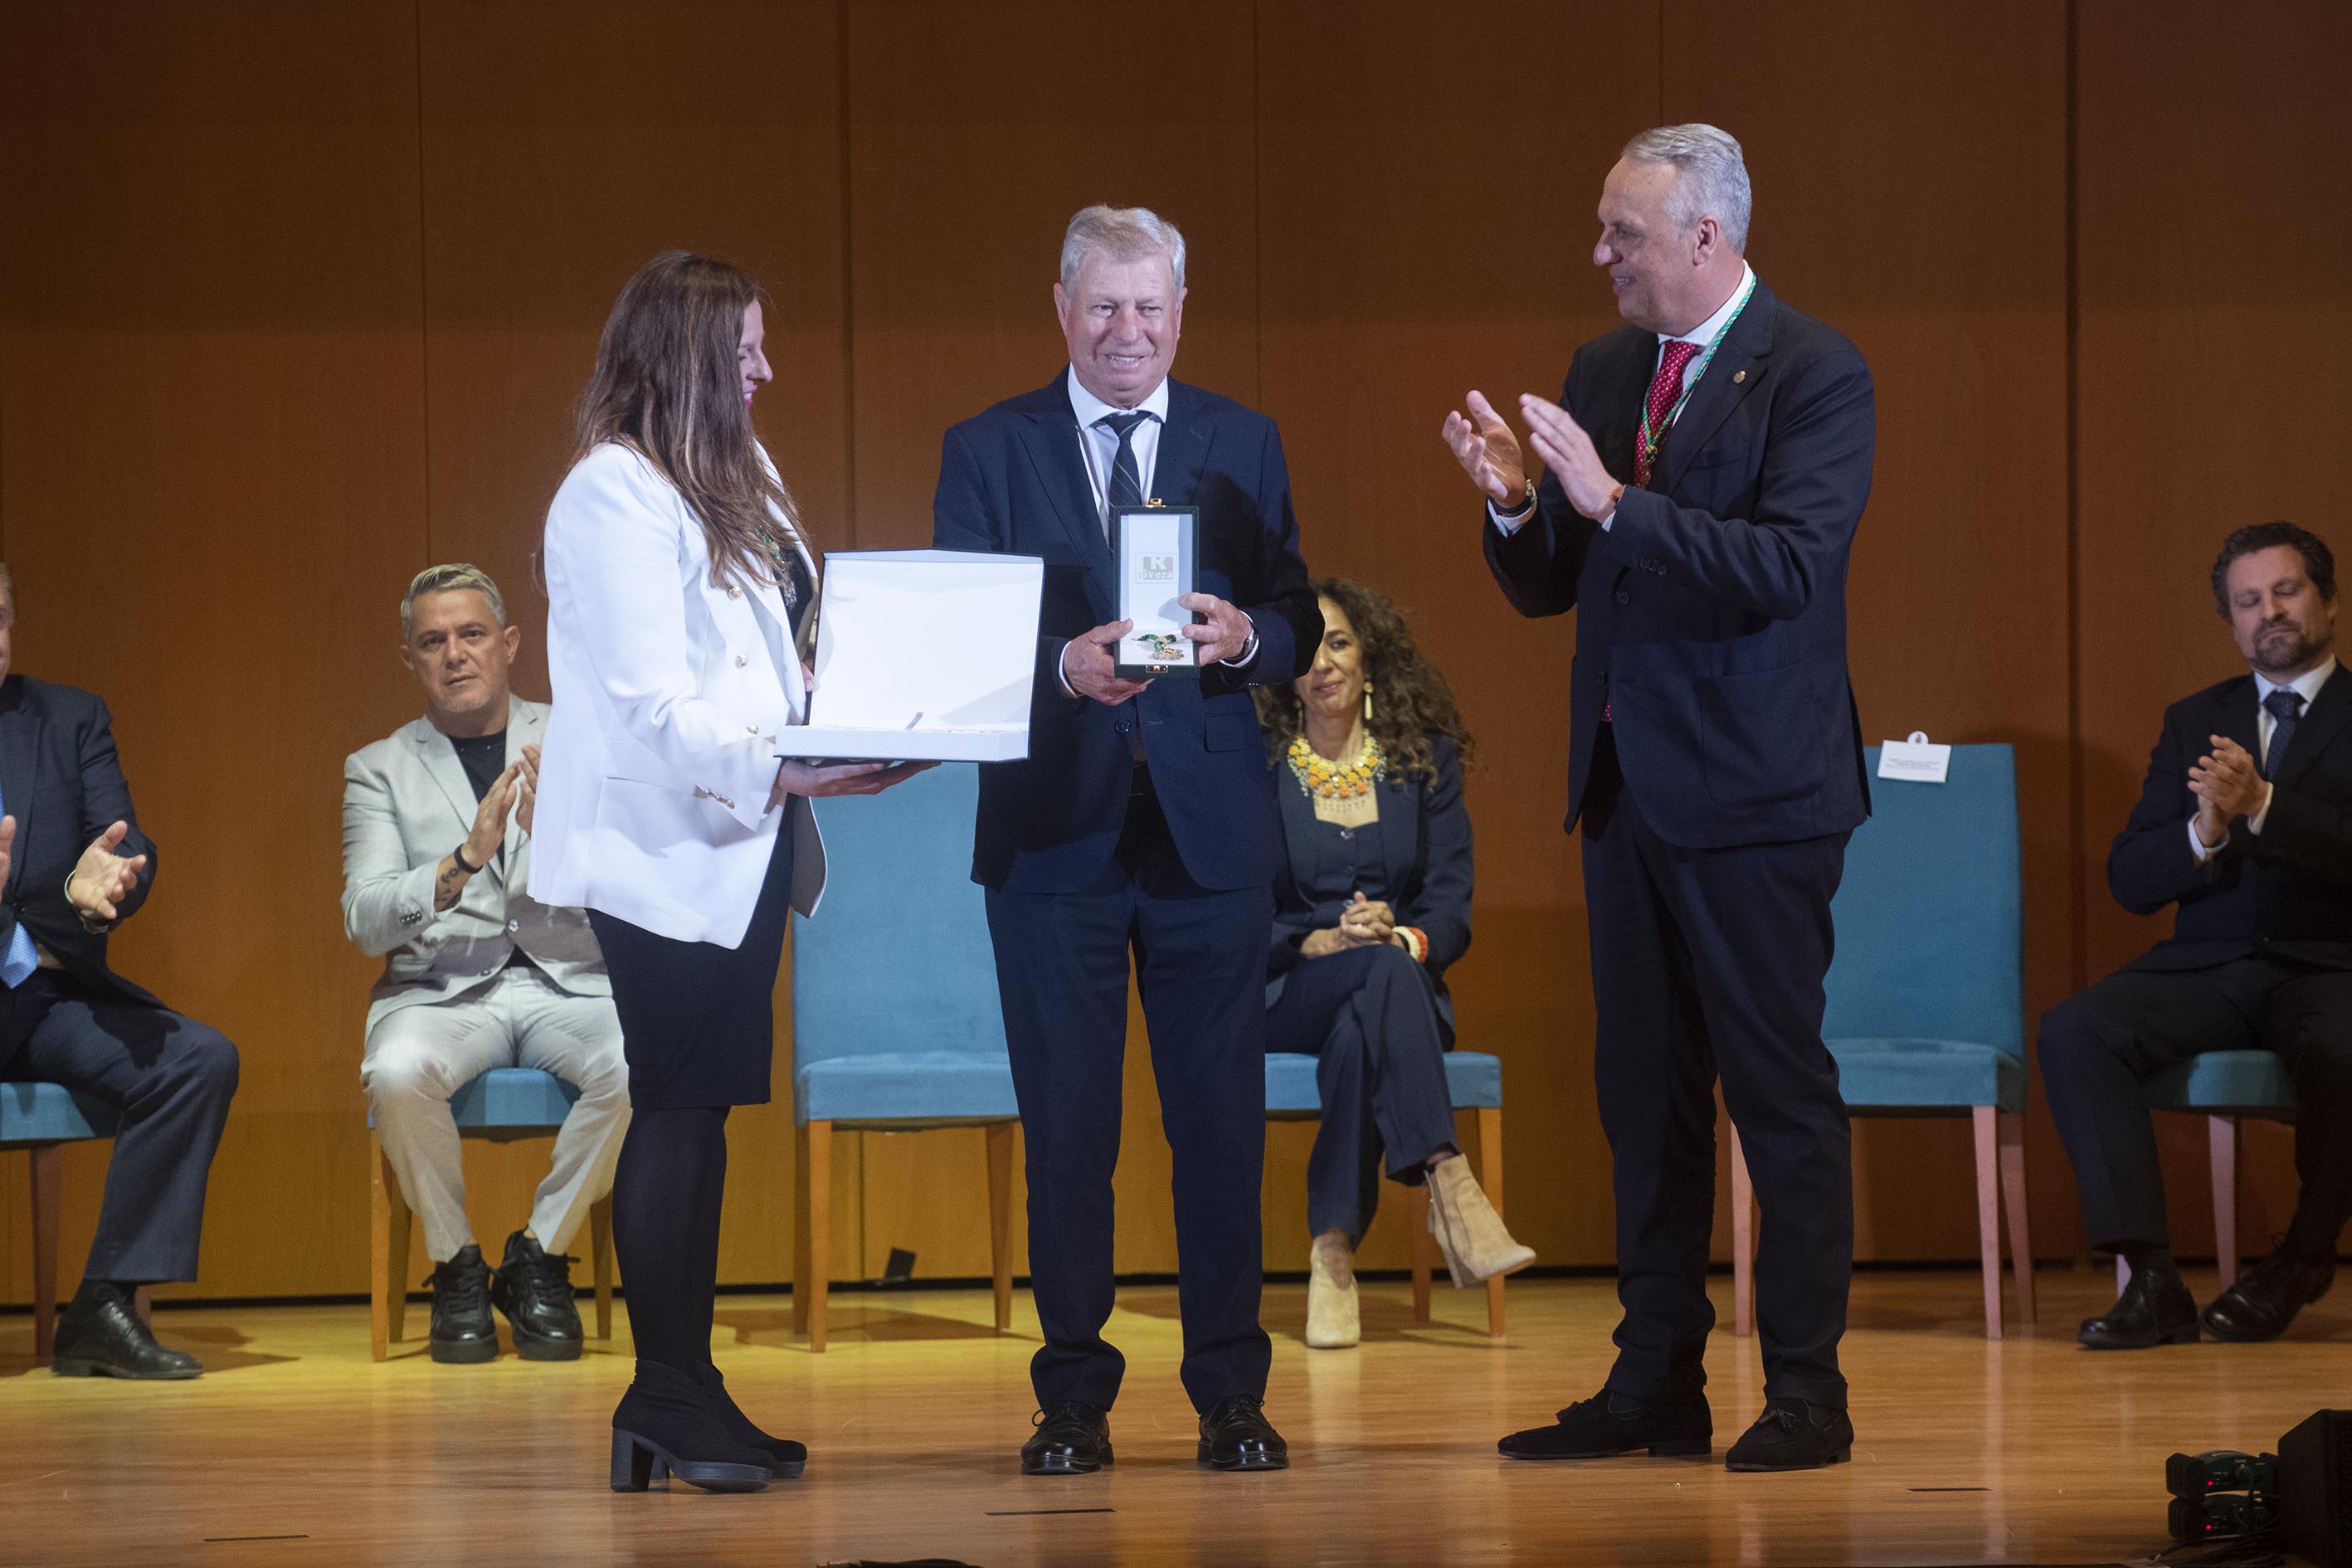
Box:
[1059,204,1187,293]
[401,562,506,640]
[1621,123,1752,253]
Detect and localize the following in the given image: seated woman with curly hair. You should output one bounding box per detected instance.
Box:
[1254,577,1534,1349]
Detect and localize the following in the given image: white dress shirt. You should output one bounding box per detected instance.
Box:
[1493,261,1761,536]
[2189,655,2335,860]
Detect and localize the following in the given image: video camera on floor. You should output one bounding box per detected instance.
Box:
[2165,1410,2352,1563]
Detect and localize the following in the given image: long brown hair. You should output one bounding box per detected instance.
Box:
[1253,577,1474,781]
[571,251,806,587]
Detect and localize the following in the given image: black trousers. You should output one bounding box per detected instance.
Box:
[1582,751,1853,1408]
[0,970,239,1283]
[2038,953,2352,1258]
[1264,942,1458,1245]
[984,768,1273,1415]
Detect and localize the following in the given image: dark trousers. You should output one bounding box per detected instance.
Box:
[0,970,239,1283]
[1582,754,1853,1408]
[985,769,1273,1415]
[2038,954,2352,1258]
[1264,943,1458,1245]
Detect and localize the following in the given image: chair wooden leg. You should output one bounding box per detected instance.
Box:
[795,1120,831,1351]
[31,1145,61,1361]
[986,1121,1016,1333]
[1410,1183,1434,1325]
[1971,1107,2004,1340]
[589,1195,614,1341]
[1477,1106,1507,1338]
[2209,1114,2240,1290]
[1997,1110,2036,1327]
[1730,1124,1755,1337]
[373,1135,412,1358]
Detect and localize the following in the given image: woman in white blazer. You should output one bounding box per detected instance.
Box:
[533,251,926,1493]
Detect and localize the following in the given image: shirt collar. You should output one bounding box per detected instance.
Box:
[1661,261,1759,348]
[2256,654,2336,707]
[1066,366,1171,430]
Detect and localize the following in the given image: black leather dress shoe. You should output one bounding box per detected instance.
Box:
[491,1230,583,1361]
[1021,1401,1112,1475]
[2202,1246,2336,1342]
[50,1280,202,1380]
[428,1244,498,1364]
[2078,1264,2199,1349]
[1726,1399,1853,1472]
[1197,1395,1288,1471]
[1497,1390,1712,1460]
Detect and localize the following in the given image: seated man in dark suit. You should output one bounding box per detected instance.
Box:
[0,562,239,1377]
[2043,520,2352,1348]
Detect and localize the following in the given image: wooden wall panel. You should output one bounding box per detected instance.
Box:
[408,0,850,1290]
[2076,0,2352,1259]
[0,2,428,1300]
[1251,2,1658,1271]
[1665,1,2076,1259]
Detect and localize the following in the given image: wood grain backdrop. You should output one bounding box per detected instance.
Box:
[1,0,2342,1306]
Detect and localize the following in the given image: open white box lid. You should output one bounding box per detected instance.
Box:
[792,548,1044,762]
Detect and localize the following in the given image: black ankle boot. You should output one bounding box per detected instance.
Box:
[610,1361,773,1493]
[646,1366,808,1481]
[428,1244,497,1364]
[491,1230,583,1361]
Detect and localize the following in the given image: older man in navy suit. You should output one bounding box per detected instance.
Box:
[933,204,1317,1477]
[1444,124,1875,1472]
[2044,521,2352,1351]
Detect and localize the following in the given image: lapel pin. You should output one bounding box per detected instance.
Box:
[1732,369,1747,383]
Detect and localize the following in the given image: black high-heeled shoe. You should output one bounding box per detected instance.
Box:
[647,1364,806,1481]
[609,1361,772,1493]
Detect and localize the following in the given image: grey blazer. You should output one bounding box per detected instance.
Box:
[341,697,608,1035]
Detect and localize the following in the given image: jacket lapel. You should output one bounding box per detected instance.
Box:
[2275,665,2352,786]
[1016,377,1115,612]
[1658,282,1776,495]
[410,717,481,840]
[0,679,35,904]
[1154,383,1216,508]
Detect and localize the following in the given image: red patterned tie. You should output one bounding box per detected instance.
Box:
[1634,339,1703,487]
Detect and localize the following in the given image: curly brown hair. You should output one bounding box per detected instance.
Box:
[1254,577,1474,780]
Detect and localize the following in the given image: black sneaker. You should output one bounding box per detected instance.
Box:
[428,1244,497,1363]
[491,1230,584,1361]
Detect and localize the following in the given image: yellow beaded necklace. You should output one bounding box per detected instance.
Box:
[1286,731,1385,800]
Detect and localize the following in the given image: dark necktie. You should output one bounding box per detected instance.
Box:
[2263,687,2306,778]
[1098,410,1150,519]
[1635,339,1703,486]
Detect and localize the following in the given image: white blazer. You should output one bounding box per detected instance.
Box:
[530,441,826,947]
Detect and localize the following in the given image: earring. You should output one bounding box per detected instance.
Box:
[1362,683,1374,722]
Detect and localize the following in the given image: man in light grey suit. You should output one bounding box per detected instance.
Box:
[343,564,629,1364]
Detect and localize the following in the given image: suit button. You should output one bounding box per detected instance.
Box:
[508,919,520,933]
[1614,588,1632,605]
[734,654,748,667]
[747,723,761,734]
[727,586,743,599]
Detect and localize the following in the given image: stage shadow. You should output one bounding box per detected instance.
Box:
[1127,1284,1506,1348]
[0,1320,293,1376]
[717,1304,1036,1351]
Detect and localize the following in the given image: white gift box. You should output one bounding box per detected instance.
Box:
[786,548,1045,763]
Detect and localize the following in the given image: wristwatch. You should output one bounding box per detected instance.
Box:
[1498,476,1537,517]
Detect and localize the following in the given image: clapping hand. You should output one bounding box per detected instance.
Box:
[67,821,148,924]
[0,816,14,889]
[1517,397,1621,519]
[1440,392,1531,508]
[463,762,523,869]
[2189,734,2267,845]
[516,744,541,835]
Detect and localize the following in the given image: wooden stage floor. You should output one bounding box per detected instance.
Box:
[4,1265,2345,1567]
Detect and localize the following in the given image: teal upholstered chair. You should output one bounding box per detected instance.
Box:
[2126,1054,2296,1294]
[789,764,1019,1351]
[368,1066,612,1360]
[1,1081,144,1357]
[1728,743,2036,1338]
[1265,1049,1511,1334]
